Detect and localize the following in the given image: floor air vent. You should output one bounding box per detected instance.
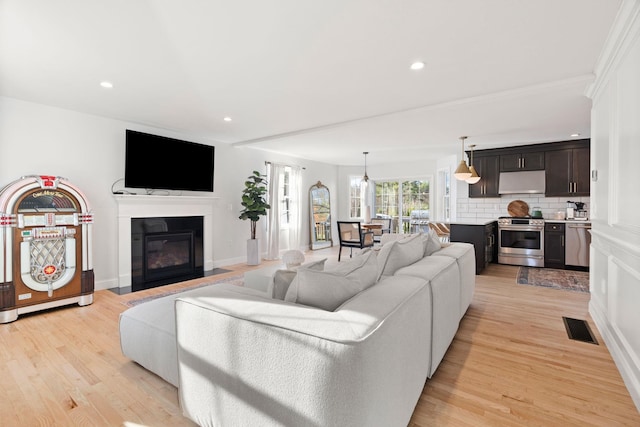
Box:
[562,317,598,345]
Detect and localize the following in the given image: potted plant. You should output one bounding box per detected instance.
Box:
[239,170,270,265]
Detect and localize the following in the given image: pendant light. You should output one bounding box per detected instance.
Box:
[361,151,371,223]
[454,136,472,180]
[466,144,481,184]
[362,151,369,183]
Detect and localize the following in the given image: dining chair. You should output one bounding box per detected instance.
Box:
[429,222,450,242]
[369,217,392,243]
[337,221,374,261]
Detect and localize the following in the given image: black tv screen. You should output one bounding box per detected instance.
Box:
[125,130,215,192]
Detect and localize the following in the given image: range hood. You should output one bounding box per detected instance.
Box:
[498,170,546,194]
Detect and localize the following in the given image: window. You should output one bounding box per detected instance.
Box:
[375,181,399,219]
[349,176,364,218]
[400,180,429,233]
[401,180,429,214]
[437,168,451,222]
[280,167,291,226]
[347,177,430,233]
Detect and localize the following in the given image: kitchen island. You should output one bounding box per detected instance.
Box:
[449,220,497,274]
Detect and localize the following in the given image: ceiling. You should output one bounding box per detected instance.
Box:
[0,0,622,166]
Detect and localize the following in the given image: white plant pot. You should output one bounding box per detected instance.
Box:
[247,238,261,265]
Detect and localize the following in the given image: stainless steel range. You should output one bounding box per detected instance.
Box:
[498,217,544,267]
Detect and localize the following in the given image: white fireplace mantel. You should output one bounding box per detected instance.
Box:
[115,195,218,288]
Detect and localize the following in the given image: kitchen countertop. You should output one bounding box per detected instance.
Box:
[544,219,591,224]
[449,219,592,225]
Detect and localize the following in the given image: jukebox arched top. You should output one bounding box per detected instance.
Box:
[16,189,79,212]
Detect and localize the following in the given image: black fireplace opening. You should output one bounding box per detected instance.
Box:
[131,216,204,292]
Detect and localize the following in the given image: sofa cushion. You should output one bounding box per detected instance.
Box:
[175,273,433,427]
[376,233,424,279]
[271,258,327,300]
[421,230,443,256]
[119,282,268,387]
[284,250,378,311]
[393,255,461,376]
[432,242,476,318]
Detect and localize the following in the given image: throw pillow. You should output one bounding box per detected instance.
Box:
[300,258,328,271]
[421,229,442,256]
[272,258,327,300]
[376,233,424,279]
[284,250,378,311]
[428,229,443,253]
[379,233,416,246]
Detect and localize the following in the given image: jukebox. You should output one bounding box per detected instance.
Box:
[0,175,94,323]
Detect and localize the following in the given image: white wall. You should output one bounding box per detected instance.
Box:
[0,96,337,290]
[586,0,640,411]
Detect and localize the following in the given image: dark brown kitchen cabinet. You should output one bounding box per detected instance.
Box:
[468,155,500,198]
[545,146,590,197]
[450,222,497,274]
[544,223,565,269]
[500,151,545,172]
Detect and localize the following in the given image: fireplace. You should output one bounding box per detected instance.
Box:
[114,195,216,291]
[144,232,194,282]
[131,216,204,291]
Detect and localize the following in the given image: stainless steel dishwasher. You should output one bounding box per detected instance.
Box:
[565,222,591,267]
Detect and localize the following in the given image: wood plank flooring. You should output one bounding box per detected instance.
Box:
[1,248,638,426]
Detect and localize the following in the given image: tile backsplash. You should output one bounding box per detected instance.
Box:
[457,195,590,222]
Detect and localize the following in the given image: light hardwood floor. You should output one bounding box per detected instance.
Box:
[1,247,638,426]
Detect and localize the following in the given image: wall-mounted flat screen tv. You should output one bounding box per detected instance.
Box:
[125,130,215,192]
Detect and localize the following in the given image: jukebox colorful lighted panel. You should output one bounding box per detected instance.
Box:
[0,175,94,323]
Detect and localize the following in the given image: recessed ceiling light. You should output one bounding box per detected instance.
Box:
[410,61,425,70]
[100,81,113,89]
[223,116,232,122]
[571,133,581,137]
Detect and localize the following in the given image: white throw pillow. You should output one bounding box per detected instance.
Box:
[379,233,416,246]
[376,233,424,279]
[300,258,328,271]
[284,250,378,311]
[421,230,442,256]
[271,258,327,300]
[429,229,443,251]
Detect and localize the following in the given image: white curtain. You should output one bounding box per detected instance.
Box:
[266,163,303,260]
[287,165,302,251]
[266,163,283,260]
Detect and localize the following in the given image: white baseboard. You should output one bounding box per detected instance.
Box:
[590,298,640,412]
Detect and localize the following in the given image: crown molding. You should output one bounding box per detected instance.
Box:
[586,0,640,100]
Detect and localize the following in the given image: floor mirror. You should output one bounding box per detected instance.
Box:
[309,181,332,250]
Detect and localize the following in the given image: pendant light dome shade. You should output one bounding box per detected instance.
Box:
[454,161,472,180]
[466,165,481,184]
[454,136,472,180]
[465,143,481,184]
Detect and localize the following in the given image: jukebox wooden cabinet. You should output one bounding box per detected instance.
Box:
[0,175,94,323]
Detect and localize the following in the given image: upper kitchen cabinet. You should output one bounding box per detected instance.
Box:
[500,151,545,171]
[468,154,500,198]
[545,141,590,197]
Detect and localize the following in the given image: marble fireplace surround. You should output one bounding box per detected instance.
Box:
[115,195,217,289]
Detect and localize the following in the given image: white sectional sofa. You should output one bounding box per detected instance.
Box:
[119,231,475,426]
